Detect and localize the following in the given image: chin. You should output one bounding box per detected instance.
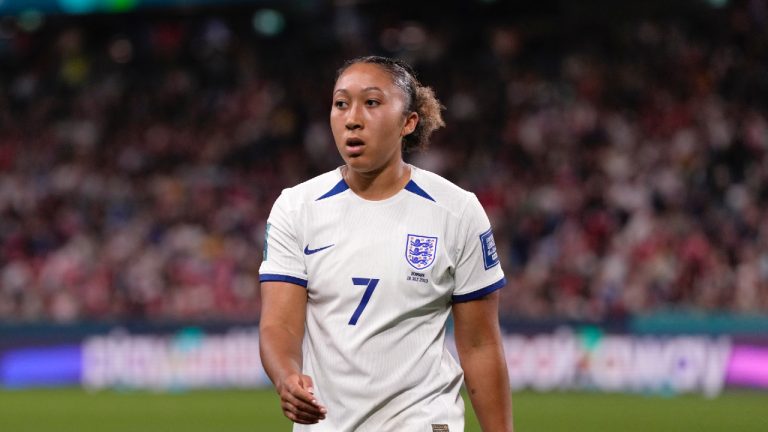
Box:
[345,157,369,171]
[346,158,386,175]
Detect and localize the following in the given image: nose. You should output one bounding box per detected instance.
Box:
[345,103,363,131]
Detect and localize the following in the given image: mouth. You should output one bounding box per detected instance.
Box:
[345,137,365,156]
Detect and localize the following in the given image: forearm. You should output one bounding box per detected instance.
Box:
[259,281,324,423]
[459,341,514,432]
[259,324,304,388]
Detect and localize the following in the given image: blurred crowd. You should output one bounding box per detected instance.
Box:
[1,1,767,322]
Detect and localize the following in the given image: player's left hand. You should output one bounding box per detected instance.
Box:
[277,373,327,424]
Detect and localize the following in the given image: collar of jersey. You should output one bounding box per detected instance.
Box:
[316,166,435,204]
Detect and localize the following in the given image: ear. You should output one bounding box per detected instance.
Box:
[401,112,419,137]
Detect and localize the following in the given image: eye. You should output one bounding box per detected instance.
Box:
[334,100,348,109]
[365,99,380,107]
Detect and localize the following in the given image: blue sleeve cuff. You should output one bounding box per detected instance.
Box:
[259,273,308,288]
[452,277,506,303]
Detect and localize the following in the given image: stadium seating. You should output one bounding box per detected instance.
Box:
[0,1,766,323]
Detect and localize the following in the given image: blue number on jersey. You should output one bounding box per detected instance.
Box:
[348,278,380,325]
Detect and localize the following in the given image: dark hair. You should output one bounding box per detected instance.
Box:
[336,56,445,153]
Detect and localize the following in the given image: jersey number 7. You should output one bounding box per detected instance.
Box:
[348,278,380,325]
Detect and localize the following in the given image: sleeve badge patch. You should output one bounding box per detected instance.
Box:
[480,228,499,270]
[263,222,271,260]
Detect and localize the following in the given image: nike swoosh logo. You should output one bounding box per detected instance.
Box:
[304,244,334,255]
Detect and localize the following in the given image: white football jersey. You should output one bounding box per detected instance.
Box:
[260,165,505,432]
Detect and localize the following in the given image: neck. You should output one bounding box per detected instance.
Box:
[343,161,411,201]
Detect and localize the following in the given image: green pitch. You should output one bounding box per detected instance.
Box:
[1,388,766,431]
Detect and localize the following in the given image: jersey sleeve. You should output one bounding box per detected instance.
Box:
[259,189,308,288]
[451,194,506,302]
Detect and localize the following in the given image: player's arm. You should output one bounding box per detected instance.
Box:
[452,291,514,432]
[259,281,326,424]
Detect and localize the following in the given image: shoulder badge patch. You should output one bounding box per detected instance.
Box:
[405,234,437,270]
[263,222,271,261]
[480,227,499,269]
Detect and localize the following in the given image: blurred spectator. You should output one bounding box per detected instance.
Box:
[0,1,767,322]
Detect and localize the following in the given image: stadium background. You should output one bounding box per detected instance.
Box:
[1,0,767,430]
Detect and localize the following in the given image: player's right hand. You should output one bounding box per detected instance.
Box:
[277,373,327,424]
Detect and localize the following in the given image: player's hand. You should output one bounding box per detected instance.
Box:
[276,373,327,424]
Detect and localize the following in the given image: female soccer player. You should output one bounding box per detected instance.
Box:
[259,56,514,431]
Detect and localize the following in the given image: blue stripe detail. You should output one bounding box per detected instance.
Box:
[316,179,349,200]
[452,277,506,303]
[404,180,435,202]
[260,274,308,288]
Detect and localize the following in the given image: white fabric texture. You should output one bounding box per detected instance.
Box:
[260,166,505,432]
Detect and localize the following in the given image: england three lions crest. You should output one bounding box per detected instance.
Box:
[406,234,438,270]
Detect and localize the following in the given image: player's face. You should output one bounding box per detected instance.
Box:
[330,63,418,175]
